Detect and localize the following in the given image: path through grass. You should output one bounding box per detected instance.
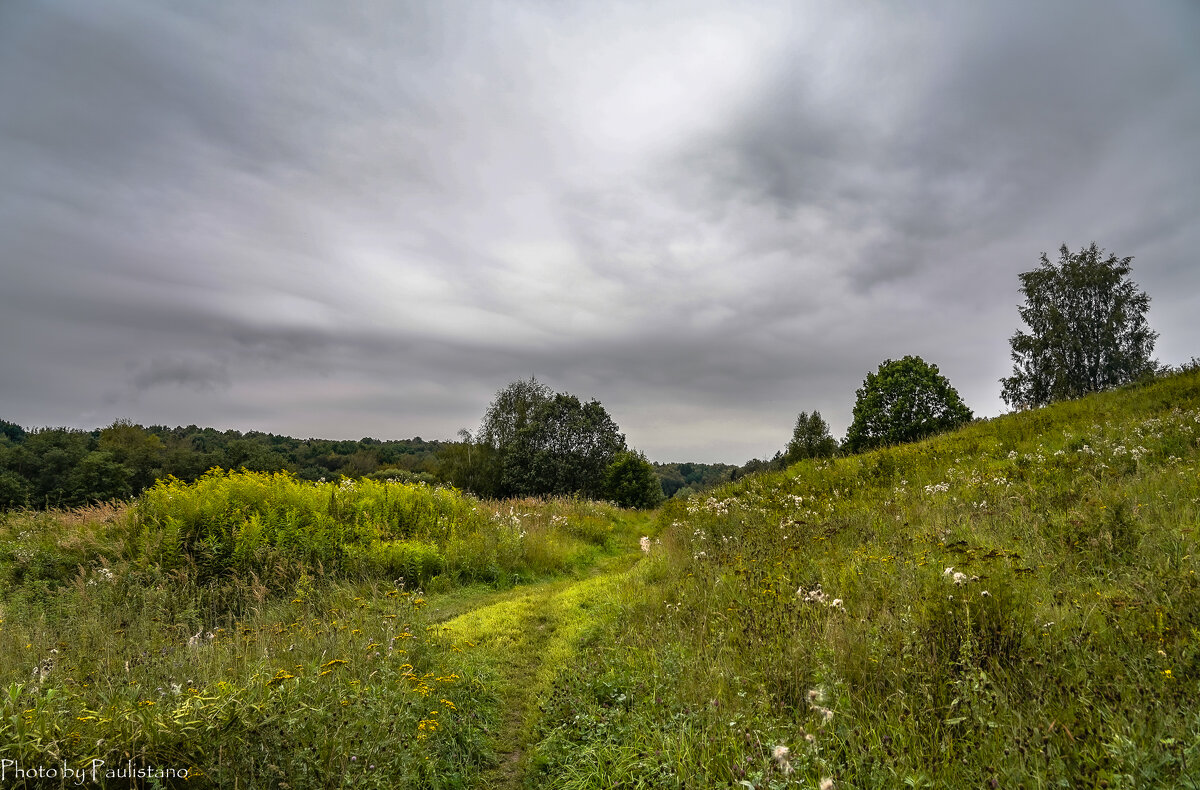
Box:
[436,550,646,789]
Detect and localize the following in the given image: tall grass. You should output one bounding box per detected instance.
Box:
[0,472,643,787]
[527,370,1200,788]
[0,570,491,787]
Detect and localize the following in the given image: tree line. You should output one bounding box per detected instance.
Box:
[0,420,446,510]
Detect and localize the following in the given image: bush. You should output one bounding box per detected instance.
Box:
[602,451,664,509]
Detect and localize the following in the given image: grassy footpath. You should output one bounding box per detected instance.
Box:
[433,543,650,789]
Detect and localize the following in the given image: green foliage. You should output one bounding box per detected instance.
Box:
[603,451,665,509]
[0,489,649,788]
[652,461,737,498]
[467,377,628,499]
[126,470,639,594]
[1001,242,1158,409]
[0,419,26,444]
[0,578,492,787]
[845,355,973,453]
[132,470,485,582]
[0,470,30,509]
[785,410,838,464]
[0,419,454,511]
[344,539,446,583]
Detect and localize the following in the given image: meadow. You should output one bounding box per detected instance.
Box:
[1,369,1199,788]
[0,475,646,787]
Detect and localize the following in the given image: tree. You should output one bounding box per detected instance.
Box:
[524,393,627,498]
[602,451,664,509]
[1001,243,1158,409]
[473,378,627,499]
[98,419,164,492]
[784,411,838,464]
[0,419,26,444]
[844,356,972,453]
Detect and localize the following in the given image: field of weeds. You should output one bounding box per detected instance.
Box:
[0,475,643,787]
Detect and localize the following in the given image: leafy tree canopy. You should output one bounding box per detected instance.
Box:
[784,411,838,464]
[473,377,628,499]
[0,419,26,444]
[1001,242,1158,409]
[844,356,972,453]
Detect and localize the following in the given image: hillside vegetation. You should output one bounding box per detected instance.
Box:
[0,369,1198,788]
[523,369,1200,788]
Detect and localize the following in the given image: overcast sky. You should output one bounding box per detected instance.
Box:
[2,1,1198,464]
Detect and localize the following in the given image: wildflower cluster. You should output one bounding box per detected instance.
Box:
[942,566,980,586]
[686,496,732,516]
[796,584,846,612]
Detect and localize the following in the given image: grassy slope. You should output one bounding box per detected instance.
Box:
[521,370,1200,788]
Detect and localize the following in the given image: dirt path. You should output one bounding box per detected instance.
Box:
[436,552,644,789]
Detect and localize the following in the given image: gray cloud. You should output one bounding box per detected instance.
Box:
[130,357,231,393]
[2,0,1198,462]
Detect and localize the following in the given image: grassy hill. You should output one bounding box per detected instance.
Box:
[1,368,1198,788]
[522,369,1200,788]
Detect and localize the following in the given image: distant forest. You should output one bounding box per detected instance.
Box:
[0,418,736,509]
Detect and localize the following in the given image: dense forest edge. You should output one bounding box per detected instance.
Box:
[0,419,738,511]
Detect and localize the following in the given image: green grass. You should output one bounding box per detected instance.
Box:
[526,370,1200,788]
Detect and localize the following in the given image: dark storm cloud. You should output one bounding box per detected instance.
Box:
[1,0,1198,462]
